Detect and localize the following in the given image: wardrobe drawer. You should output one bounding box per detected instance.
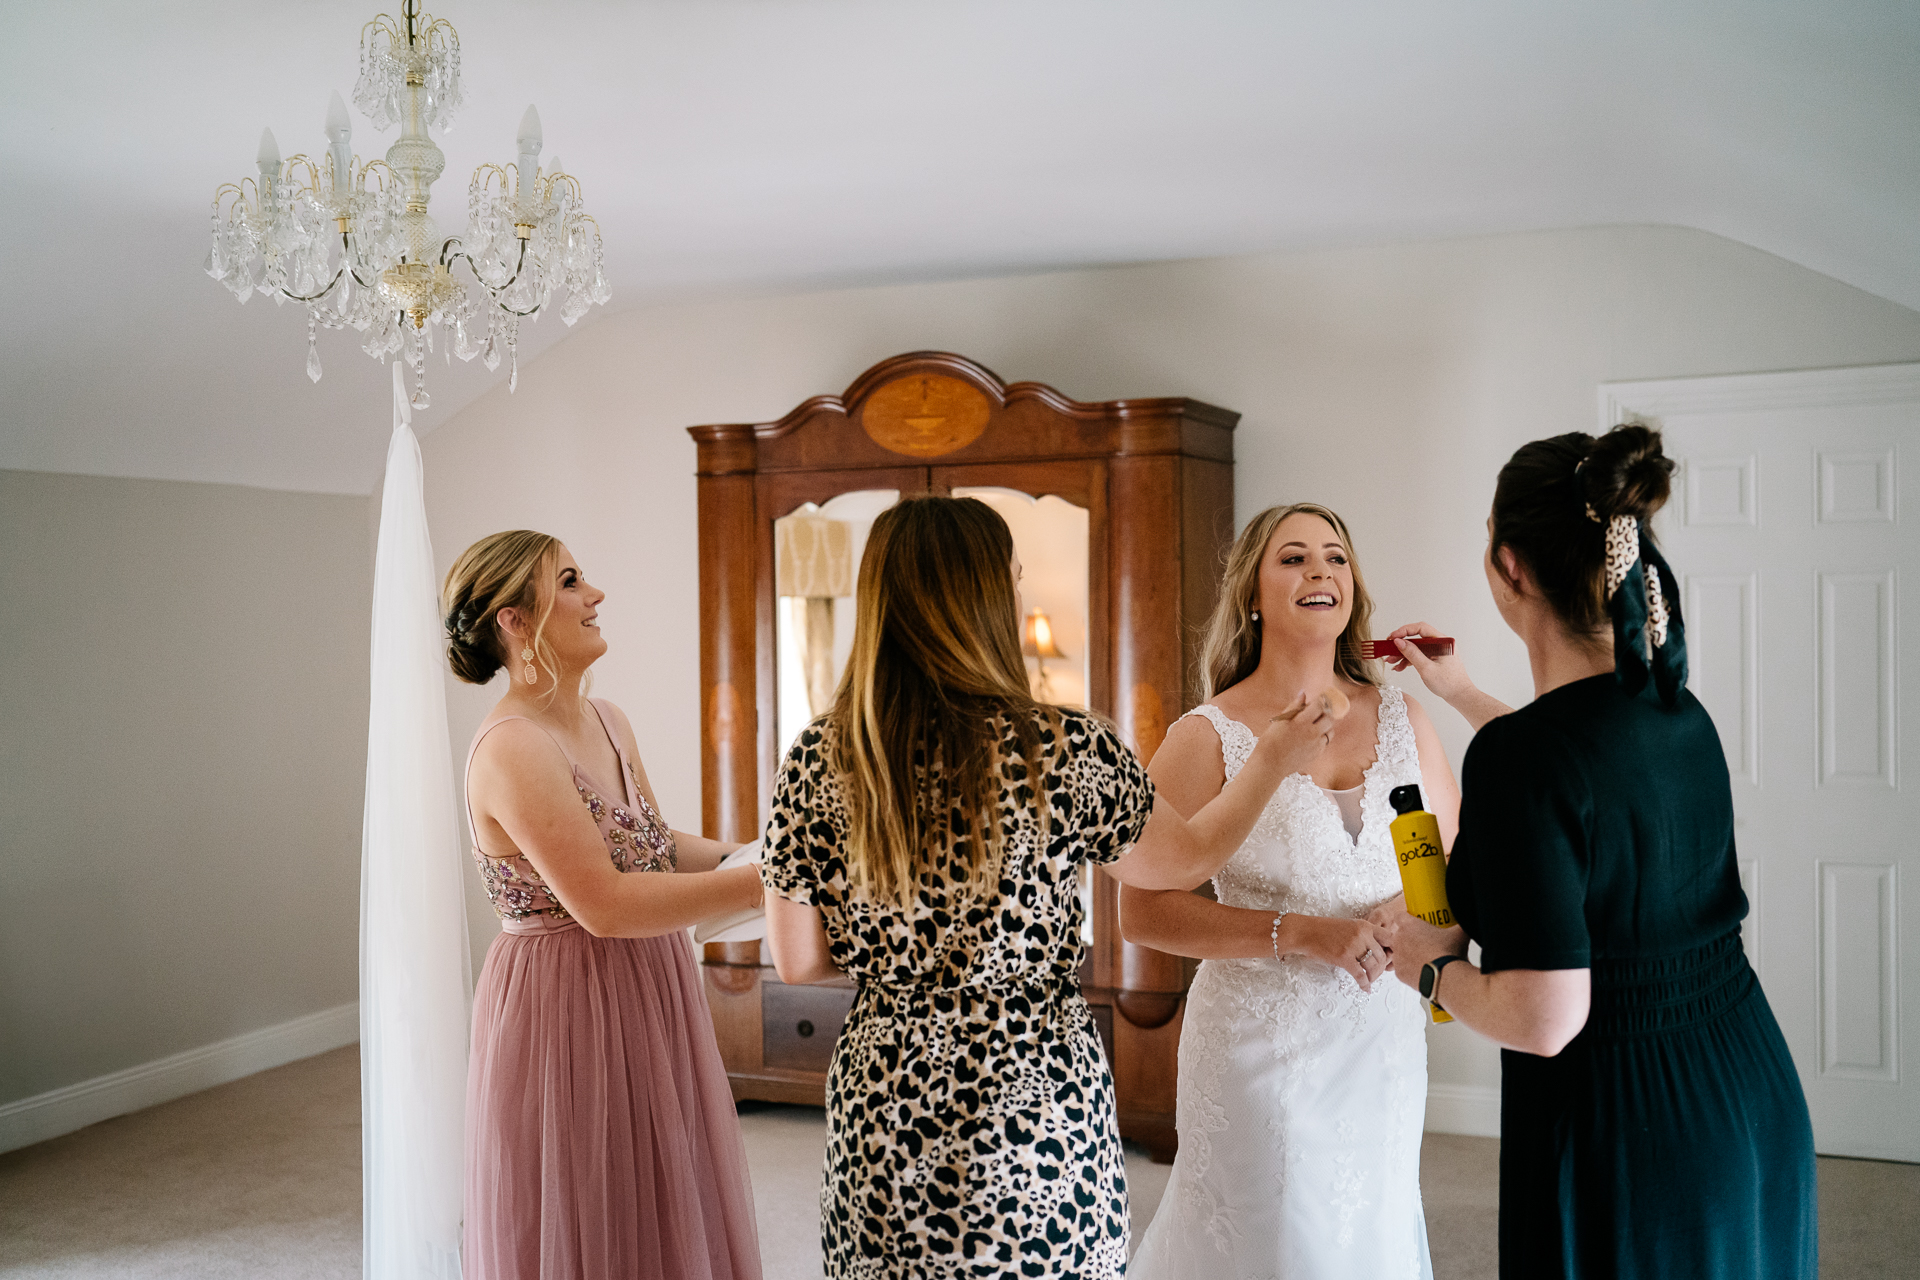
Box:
[762,981,855,1074]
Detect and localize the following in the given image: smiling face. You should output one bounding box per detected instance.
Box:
[543,544,609,671]
[497,542,608,677]
[1255,511,1355,650]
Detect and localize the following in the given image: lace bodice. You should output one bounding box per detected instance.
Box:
[1187,687,1419,920]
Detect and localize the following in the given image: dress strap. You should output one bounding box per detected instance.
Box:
[464,714,570,859]
[1176,703,1257,782]
[1371,686,1419,781]
[585,697,637,807]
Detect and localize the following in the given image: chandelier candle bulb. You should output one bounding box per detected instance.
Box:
[325,91,353,198]
[256,128,281,210]
[1388,783,1455,1024]
[516,104,542,200]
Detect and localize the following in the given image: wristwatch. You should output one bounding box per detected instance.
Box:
[1419,954,1464,1012]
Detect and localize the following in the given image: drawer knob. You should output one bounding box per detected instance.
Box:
[796,1019,816,1038]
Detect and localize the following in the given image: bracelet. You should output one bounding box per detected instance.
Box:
[1270,911,1289,961]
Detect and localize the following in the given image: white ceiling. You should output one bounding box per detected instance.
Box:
[4,0,1916,495]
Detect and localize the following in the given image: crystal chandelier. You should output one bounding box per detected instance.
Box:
[205,0,609,407]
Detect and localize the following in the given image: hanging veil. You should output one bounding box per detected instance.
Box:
[361,361,472,1279]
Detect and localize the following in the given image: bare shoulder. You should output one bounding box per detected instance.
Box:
[472,718,569,775]
[1156,709,1226,761]
[1148,710,1229,816]
[468,719,574,815]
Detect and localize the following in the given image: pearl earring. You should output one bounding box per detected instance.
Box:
[1251,610,1262,623]
[522,647,537,685]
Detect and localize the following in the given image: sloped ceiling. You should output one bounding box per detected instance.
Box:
[3,0,1916,494]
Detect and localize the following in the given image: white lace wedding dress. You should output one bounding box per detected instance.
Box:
[1129,690,1434,1280]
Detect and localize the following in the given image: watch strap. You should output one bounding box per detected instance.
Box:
[1424,953,1465,1010]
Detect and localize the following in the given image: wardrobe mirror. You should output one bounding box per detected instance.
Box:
[773,486,1093,760]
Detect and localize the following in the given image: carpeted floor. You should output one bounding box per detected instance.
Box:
[0,1046,1911,1278]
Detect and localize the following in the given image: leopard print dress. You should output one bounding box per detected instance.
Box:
[762,708,1156,1279]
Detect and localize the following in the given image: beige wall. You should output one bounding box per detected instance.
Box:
[0,471,371,1105]
[422,224,1920,1099]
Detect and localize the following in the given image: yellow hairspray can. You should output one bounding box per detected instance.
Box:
[1389,783,1454,1024]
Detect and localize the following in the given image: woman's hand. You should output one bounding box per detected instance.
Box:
[1385,622,1513,733]
[1373,901,1468,991]
[1365,893,1407,929]
[1250,690,1338,779]
[1385,623,1474,700]
[1279,914,1396,992]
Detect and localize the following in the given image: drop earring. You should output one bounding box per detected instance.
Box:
[522,647,537,685]
[1251,609,1262,623]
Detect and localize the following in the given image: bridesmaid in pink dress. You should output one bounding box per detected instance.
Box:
[443,530,765,1280]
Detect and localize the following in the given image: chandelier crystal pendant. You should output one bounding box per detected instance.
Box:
[204,0,610,407]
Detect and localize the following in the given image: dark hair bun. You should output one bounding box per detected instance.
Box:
[1582,423,1674,522]
[445,602,504,684]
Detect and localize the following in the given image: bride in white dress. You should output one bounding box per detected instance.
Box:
[1126,503,1461,1280]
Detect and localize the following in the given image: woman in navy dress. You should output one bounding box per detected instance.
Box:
[1380,424,1816,1279]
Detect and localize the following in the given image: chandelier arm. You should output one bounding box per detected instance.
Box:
[281,154,324,191]
[444,235,531,298]
[443,251,544,318]
[277,264,353,304]
[211,182,254,217]
[338,229,380,288]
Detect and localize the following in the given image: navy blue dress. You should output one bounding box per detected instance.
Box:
[1447,675,1816,1280]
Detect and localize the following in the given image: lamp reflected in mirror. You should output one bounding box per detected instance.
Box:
[1022,607,1068,702]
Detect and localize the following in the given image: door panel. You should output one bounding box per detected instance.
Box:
[1613,366,1919,1160]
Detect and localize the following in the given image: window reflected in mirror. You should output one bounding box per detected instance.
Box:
[775,490,901,759]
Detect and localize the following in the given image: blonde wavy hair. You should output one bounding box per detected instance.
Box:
[1198,502,1380,699]
[828,497,1058,906]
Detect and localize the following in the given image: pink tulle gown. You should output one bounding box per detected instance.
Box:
[463,699,761,1280]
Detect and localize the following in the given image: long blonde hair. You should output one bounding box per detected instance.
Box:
[1198,503,1380,699]
[828,497,1056,905]
[441,530,563,688]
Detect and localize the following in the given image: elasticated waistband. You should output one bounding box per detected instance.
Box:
[1585,931,1754,1038]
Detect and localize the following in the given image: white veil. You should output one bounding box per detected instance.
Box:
[360,361,472,1278]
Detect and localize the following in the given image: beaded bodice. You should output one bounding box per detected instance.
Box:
[466,699,677,923]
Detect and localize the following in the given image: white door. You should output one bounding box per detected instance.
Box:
[1605,364,1920,1161]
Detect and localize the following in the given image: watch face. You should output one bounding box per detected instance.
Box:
[1419,963,1437,1001]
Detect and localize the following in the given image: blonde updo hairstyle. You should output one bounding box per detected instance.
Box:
[1197,502,1380,700]
[442,530,563,687]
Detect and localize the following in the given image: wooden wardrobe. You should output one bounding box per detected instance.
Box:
[687,351,1237,1161]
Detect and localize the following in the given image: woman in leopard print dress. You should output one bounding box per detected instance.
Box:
[762,497,1335,1279]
